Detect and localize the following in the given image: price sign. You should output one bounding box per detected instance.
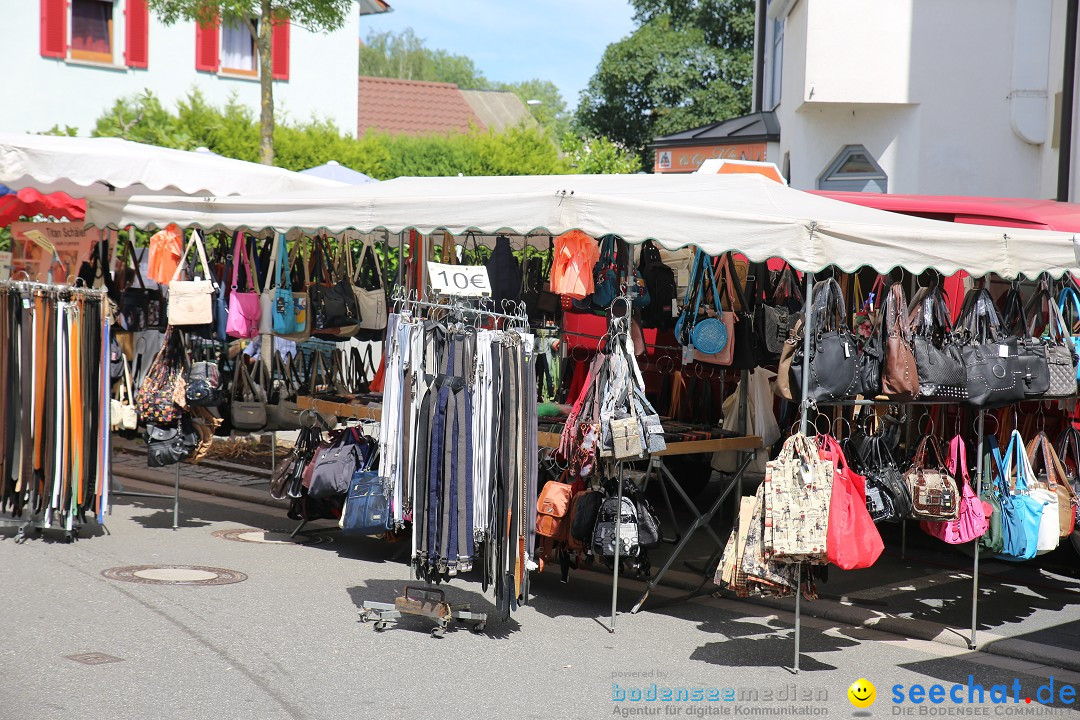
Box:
[428,262,492,297]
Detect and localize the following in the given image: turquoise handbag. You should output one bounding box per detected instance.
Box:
[1057,287,1080,380]
[996,431,1046,562]
[271,233,296,335]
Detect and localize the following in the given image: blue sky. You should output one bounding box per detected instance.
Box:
[360,0,638,109]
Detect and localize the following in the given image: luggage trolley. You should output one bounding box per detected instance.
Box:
[358,585,487,638]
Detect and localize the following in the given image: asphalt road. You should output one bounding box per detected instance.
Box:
[2,480,1080,720]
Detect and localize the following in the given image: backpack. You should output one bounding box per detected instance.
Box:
[536,480,573,543]
[591,495,640,558]
[638,240,678,330]
[568,489,603,551]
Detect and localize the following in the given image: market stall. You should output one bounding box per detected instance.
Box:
[82,172,1080,658]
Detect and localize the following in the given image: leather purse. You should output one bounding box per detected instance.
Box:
[856,434,912,522]
[881,282,921,401]
[919,435,989,544]
[146,417,199,467]
[790,278,860,403]
[718,253,757,370]
[956,288,1025,408]
[908,282,967,401]
[225,232,262,339]
[903,436,960,521]
[309,236,360,338]
[1039,292,1080,397]
[229,359,267,432]
[1027,431,1078,538]
[168,229,218,327]
[352,237,388,337]
[265,233,296,335]
[1058,286,1080,381]
[185,359,224,407]
[1056,425,1080,530]
[1001,283,1050,398]
[118,237,165,332]
[266,351,304,430]
[754,264,802,365]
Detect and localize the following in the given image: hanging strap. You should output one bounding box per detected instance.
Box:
[170,229,217,285]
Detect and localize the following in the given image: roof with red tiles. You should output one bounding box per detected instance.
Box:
[358,76,484,136]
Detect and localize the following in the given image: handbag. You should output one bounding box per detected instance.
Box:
[117,237,165,332]
[276,238,311,341]
[1039,293,1079,397]
[857,432,912,522]
[977,434,1006,554]
[225,232,262,339]
[1027,431,1077,538]
[881,282,921,401]
[589,235,620,310]
[718,253,756,370]
[754,264,802,365]
[308,430,364,499]
[820,435,884,570]
[591,495,640,558]
[997,429,1053,561]
[257,235,276,336]
[1056,286,1080,382]
[266,352,304,430]
[536,476,574,542]
[267,233,297,335]
[956,288,1025,408]
[111,354,139,432]
[229,359,267,432]
[903,436,960,521]
[185,358,224,407]
[762,433,834,564]
[1000,283,1050,398]
[352,238,388,336]
[309,236,360,338]
[1019,433,1061,554]
[908,282,967,401]
[168,230,218,327]
[340,446,389,535]
[610,400,644,460]
[146,417,199,467]
[790,278,860,403]
[134,327,185,425]
[920,435,989,544]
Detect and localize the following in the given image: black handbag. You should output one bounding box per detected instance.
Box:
[719,253,757,370]
[753,264,802,366]
[862,434,912,522]
[118,237,165,332]
[146,417,199,467]
[185,352,224,407]
[1000,282,1051,398]
[908,282,968,401]
[956,288,1026,409]
[308,429,363,498]
[309,236,360,337]
[791,278,859,403]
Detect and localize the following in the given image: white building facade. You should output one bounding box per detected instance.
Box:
[0,0,361,137]
[759,0,1080,201]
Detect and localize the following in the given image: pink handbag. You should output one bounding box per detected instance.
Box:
[226,232,262,339]
[920,435,990,545]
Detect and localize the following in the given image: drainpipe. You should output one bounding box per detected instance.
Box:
[753,0,766,112]
[1058,0,1078,202]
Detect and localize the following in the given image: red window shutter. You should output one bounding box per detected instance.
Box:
[40,0,67,58]
[125,0,149,68]
[195,17,219,72]
[271,19,289,80]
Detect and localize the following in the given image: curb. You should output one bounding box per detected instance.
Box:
[112,464,290,511]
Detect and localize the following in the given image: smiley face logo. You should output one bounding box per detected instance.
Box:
[848,678,876,708]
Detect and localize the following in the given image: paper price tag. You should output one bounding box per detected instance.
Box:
[428,262,491,297]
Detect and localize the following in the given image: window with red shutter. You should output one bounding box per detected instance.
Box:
[71,0,115,63]
[40,0,67,58]
[271,18,289,81]
[125,0,149,68]
[195,16,220,72]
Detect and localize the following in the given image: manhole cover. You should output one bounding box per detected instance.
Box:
[101,565,247,586]
[211,528,332,545]
[66,652,123,665]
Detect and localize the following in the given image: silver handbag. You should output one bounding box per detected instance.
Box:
[1043,300,1079,398]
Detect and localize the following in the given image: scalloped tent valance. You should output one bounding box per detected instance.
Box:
[0,133,346,197]
[84,173,1080,279]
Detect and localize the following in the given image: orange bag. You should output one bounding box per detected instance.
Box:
[820,435,885,570]
[536,478,573,543]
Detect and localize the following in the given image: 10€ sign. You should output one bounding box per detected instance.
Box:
[427,262,492,297]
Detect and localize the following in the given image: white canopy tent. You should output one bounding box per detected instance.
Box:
[85,172,1080,278]
[0,133,346,197]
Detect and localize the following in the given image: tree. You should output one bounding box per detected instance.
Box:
[497,79,570,140]
[148,0,356,165]
[561,133,642,174]
[576,0,754,167]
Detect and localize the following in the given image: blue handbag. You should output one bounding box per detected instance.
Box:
[590,235,620,310]
[271,233,296,335]
[1057,287,1080,380]
[996,431,1045,562]
[341,447,390,536]
[690,254,728,354]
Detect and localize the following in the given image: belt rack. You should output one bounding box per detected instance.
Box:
[0,282,109,543]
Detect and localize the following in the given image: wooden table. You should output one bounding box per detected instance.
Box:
[297,395,382,421]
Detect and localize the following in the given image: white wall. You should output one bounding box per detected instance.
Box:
[0,2,359,138]
[773,0,1066,199]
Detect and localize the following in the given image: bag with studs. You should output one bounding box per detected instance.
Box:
[903,436,959,521]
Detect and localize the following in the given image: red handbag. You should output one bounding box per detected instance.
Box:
[820,435,885,570]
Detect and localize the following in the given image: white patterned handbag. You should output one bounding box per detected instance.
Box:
[763,433,833,564]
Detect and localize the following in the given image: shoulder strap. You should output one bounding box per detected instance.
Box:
[122,235,147,290]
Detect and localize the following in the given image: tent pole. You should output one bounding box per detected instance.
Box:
[794,271,814,674]
[970,409,986,650]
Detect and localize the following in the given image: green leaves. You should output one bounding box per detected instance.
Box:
[148,0,353,30]
[577,0,755,168]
